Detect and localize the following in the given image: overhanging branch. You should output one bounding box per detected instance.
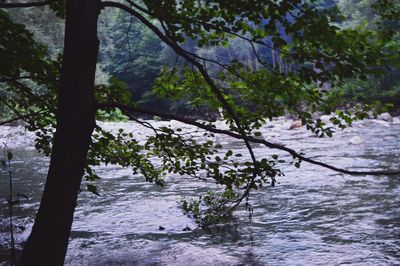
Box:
[101,0,261,192]
[0,111,43,126]
[0,0,53,8]
[0,116,23,126]
[97,102,400,177]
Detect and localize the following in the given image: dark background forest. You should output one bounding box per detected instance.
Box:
[1,0,399,122]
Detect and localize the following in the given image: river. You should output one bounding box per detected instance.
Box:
[0,117,399,265]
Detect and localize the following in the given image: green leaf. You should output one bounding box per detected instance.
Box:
[87,184,100,196]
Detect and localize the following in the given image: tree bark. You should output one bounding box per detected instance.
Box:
[21,0,99,265]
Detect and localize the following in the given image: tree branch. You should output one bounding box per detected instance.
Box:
[0,75,58,83]
[0,0,53,8]
[101,0,260,193]
[0,111,42,126]
[123,0,149,14]
[0,116,23,126]
[97,102,400,177]
[9,80,56,113]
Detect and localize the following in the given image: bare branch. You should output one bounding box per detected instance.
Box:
[248,40,281,74]
[124,0,149,14]
[0,0,53,8]
[186,18,295,56]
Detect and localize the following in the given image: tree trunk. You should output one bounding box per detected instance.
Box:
[21,0,99,265]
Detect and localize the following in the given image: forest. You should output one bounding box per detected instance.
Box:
[1,0,400,121]
[0,0,399,265]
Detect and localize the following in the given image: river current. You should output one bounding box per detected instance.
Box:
[0,117,399,265]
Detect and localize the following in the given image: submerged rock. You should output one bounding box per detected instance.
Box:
[348,136,364,145]
[377,112,393,123]
[183,225,192,231]
[265,124,275,128]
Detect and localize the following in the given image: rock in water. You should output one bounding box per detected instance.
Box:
[348,136,364,145]
[182,225,192,231]
[289,120,303,129]
[377,112,393,123]
[265,124,275,128]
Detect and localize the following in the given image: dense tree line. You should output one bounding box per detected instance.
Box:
[2,0,398,121]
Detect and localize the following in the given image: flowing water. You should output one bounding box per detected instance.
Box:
[0,118,399,265]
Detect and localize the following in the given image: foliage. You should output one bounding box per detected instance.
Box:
[0,11,52,80]
[99,10,164,104]
[96,108,129,122]
[95,77,131,121]
[333,77,400,106]
[336,0,400,107]
[0,10,59,156]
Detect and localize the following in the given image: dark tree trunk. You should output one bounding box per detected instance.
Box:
[21,0,99,265]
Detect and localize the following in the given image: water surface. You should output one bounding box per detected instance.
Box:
[1,119,399,265]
